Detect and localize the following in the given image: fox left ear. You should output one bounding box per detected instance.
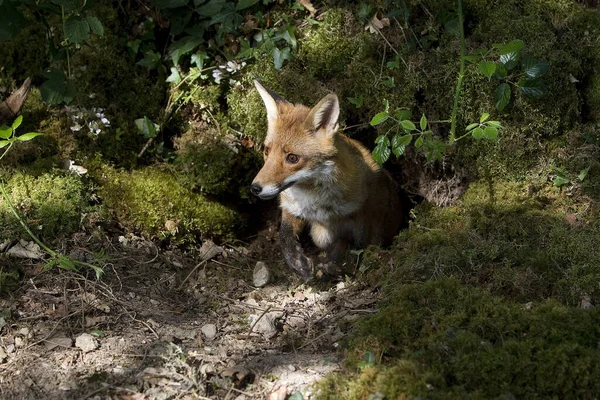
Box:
[305,94,340,139]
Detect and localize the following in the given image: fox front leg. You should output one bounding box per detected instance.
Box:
[279,210,313,281]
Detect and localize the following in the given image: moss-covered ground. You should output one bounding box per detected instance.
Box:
[0,0,599,397]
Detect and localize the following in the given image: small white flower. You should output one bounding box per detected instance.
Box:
[70,123,82,132]
[212,69,223,83]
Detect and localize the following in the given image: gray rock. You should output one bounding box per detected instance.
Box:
[253,261,271,287]
[201,324,217,340]
[75,333,99,353]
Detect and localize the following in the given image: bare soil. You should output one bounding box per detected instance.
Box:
[0,227,381,399]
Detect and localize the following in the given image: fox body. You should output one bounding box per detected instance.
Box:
[250,81,403,280]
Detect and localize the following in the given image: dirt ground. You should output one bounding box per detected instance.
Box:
[0,225,381,399]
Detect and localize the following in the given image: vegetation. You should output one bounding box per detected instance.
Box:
[1,0,599,397]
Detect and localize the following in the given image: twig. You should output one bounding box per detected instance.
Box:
[178,260,207,290]
[246,305,272,342]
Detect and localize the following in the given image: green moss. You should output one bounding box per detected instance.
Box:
[318,279,600,399]
[0,171,92,241]
[173,129,261,201]
[93,165,242,243]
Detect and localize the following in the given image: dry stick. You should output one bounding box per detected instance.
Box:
[245,305,272,342]
[372,25,408,68]
[178,259,207,290]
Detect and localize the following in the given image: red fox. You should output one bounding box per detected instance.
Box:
[250,81,403,281]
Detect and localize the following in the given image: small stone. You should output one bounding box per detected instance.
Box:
[253,261,271,287]
[199,240,223,261]
[0,346,7,362]
[5,344,15,354]
[336,281,346,291]
[75,333,99,353]
[201,324,217,340]
[14,337,24,348]
[287,364,296,372]
[250,312,279,339]
[17,327,30,337]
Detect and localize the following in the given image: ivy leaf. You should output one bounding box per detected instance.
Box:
[0,125,12,139]
[16,132,42,141]
[472,127,484,140]
[136,51,161,69]
[578,166,590,182]
[273,47,291,70]
[236,0,260,10]
[494,83,511,111]
[478,61,496,78]
[85,16,104,37]
[166,67,182,84]
[400,120,416,131]
[135,116,158,138]
[168,36,203,66]
[498,39,524,55]
[419,114,427,131]
[196,0,226,17]
[480,112,489,123]
[153,0,189,8]
[191,52,208,69]
[347,96,364,108]
[499,51,519,70]
[40,67,75,105]
[483,126,498,141]
[64,16,90,44]
[370,112,389,126]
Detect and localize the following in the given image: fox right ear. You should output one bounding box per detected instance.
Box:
[254,80,288,122]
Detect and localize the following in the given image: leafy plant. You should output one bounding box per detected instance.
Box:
[0,116,103,278]
[467,39,549,111]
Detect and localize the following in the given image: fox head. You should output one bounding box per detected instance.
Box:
[250,80,340,200]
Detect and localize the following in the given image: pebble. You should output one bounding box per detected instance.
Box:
[201,324,217,340]
[253,261,271,287]
[75,333,99,353]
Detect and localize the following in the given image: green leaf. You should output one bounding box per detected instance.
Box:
[519,78,544,98]
[494,62,507,79]
[196,0,226,16]
[499,51,519,70]
[40,67,75,105]
[472,127,484,140]
[494,83,511,111]
[166,67,182,84]
[578,166,591,182]
[236,0,260,10]
[420,114,427,131]
[168,36,203,66]
[273,47,291,70]
[370,112,389,126]
[11,115,22,130]
[136,51,161,69]
[466,122,479,132]
[383,99,389,112]
[400,120,416,131]
[477,61,496,78]
[483,126,498,141]
[487,121,502,128]
[153,0,189,8]
[0,2,27,41]
[16,132,42,141]
[0,125,12,139]
[347,96,364,108]
[499,39,524,55]
[552,175,570,187]
[135,116,158,138]
[372,141,391,165]
[414,135,424,149]
[58,257,77,271]
[85,16,104,37]
[522,56,549,78]
[191,52,208,69]
[480,113,489,123]
[395,109,411,121]
[64,16,90,44]
[392,133,412,157]
[0,140,9,148]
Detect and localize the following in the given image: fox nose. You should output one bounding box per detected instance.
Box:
[250,183,262,196]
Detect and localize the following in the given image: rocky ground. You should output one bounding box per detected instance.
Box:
[0,228,381,399]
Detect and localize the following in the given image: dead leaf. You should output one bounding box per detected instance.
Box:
[365,13,390,34]
[199,240,223,261]
[7,240,44,259]
[297,0,316,17]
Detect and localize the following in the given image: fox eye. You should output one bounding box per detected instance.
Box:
[286,153,300,164]
[264,146,270,156]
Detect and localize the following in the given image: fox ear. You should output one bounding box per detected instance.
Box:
[254,80,288,122]
[305,94,340,139]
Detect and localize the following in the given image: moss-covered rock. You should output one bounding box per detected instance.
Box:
[173,126,261,201]
[0,170,94,242]
[93,165,242,243]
